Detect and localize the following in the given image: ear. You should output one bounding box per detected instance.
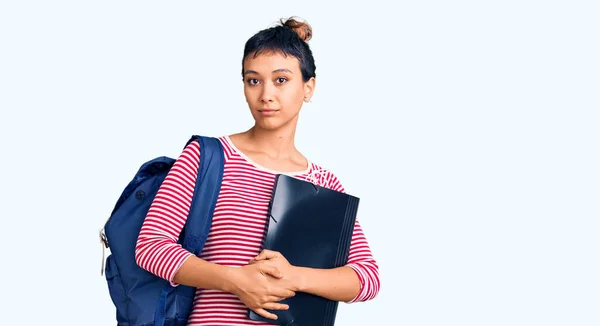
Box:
[303,77,316,103]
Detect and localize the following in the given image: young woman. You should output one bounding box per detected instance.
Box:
[135,17,380,325]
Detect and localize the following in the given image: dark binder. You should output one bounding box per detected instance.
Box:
[248,174,360,326]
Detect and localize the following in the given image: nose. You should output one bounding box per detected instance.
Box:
[260,81,275,103]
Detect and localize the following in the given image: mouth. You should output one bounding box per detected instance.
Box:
[257,109,279,115]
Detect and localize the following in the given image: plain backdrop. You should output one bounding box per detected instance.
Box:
[1,1,598,325]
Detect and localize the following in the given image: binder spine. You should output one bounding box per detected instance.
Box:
[335,196,359,267]
[323,301,337,326]
[324,195,359,326]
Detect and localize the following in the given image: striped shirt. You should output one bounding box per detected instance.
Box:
[135,136,380,325]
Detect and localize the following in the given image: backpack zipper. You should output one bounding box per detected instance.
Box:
[99,217,110,276]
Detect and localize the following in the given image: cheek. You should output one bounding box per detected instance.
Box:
[283,85,305,104]
[243,86,256,102]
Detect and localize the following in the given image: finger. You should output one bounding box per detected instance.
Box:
[255,249,279,261]
[253,308,278,320]
[260,263,282,279]
[272,288,295,299]
[263,302,289,311]
[267,295,290,302]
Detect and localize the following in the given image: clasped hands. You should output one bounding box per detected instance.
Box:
[228,249,303,320]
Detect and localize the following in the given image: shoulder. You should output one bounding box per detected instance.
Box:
[181,136,226,154]
[179,138,201,158]
[305,162,346,193]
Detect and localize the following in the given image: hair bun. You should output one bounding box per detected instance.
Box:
[281,16,312,42]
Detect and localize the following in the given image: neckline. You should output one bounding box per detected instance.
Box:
[223,135,312,176]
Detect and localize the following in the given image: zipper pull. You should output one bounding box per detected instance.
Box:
[99,228,109,276]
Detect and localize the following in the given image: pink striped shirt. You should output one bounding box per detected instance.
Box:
[135,136,380,325]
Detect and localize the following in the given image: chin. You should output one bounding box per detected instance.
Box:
[254,120,285,131]
[249,109,299,131]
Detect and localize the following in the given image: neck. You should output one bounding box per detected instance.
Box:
[246,119,299,158]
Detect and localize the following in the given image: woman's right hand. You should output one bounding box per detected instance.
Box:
[226,263,296,320]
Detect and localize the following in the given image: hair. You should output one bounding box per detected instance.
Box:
[242,17,316,82]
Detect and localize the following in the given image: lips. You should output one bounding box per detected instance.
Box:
[258,109,279,116]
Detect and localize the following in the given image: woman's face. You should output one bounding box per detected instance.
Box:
[242,51,314,131]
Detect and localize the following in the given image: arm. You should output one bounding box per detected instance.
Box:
[252,172,381,303]
[253,220,380,303]
[300,219,379,303]
[304,173,380,302]
[135,140,294,320]
[134,140,204,286]
[294,266,360,302]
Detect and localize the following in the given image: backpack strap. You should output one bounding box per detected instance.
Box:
[181,135,225,254]
[155,135,224,326]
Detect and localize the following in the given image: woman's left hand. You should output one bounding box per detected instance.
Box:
[249,249,304,292]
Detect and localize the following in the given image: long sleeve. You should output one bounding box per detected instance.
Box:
[344,220,381,302]
[135,140,201,285]
[326,173,381,303]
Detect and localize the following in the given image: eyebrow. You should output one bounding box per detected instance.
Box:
[243,68,294,76]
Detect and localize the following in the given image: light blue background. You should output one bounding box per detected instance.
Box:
[1,1,598,325]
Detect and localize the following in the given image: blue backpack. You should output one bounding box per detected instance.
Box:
[100,135,224,326]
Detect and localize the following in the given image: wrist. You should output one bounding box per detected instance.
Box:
[293,266,309,292]
[220,266,241,294]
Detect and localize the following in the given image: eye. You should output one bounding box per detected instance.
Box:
[247,78,259,85]
[276,77,288,84]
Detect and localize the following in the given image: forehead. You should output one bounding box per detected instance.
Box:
[243,51,301,74]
